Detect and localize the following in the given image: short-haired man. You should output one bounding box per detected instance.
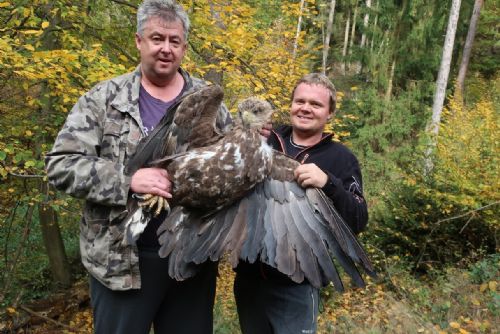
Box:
[234,73,368,334]
[45,1,230,333]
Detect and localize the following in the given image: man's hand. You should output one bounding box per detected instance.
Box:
[294,163,328,188]
[130,167,172,199]
[259,122,272,138]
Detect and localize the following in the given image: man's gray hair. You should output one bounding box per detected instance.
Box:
[292,73,337,114]
[137,0,190,41]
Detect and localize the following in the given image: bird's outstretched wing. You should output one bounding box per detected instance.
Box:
[158,150,376,291]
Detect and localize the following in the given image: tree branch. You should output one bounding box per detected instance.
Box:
[19,305,78,331]
[8,172,45,179]
[414,201,500,269]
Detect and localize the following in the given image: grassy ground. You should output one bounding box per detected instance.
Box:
[213,256,499,334]
[8,255,499,333]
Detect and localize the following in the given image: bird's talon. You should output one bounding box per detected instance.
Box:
[148,196,158,210]
[155,197,164,216]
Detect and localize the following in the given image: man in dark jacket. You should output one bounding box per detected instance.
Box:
[234,73,368,334]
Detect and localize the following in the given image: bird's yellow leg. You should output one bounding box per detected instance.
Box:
[154,197,164,216]
[135,193,170,216]
[137,194,158,207]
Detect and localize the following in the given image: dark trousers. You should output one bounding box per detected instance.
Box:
[234,269,319,334]
[90,249,217,334]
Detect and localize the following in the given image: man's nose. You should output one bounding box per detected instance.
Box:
[301,103,312,112]
[160,40,172,53]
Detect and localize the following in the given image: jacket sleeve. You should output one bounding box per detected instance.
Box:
[45,86,131,207]
[321,159,368,234]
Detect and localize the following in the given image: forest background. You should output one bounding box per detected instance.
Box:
[0,0,498,333]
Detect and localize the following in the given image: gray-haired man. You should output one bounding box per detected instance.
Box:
[45,1,230,333]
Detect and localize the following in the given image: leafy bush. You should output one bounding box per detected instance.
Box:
[370,76,499,270]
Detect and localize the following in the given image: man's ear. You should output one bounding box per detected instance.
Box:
[135,33,142,50]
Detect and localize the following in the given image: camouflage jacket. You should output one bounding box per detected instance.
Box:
[45,67,231,290]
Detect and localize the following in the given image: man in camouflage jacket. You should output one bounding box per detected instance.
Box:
[45,1,230,333]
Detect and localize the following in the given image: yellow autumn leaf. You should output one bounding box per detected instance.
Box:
[119,55,128,62]
[449,321,461,329]
[0,2,10,8]
[24,44,35,51]
[458,329,469,334]
[488,281,497,291]
[480,283,488,292]
[25,130,33,137]
[41,21,50,29]
[471,298,480,306]
[6,307,16,314]
[8,188,15,193]
[23,30,42,35]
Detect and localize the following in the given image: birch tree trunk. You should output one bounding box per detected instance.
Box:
[348,2,359,72]
[429,0,462,137]
[357,0,372,74]
[360,0,371,48]
[425,0,462,174]
[385,58,396,101]
[322,0,337,74]
[370,0,379,52]
[348,2,358,55]
[293,0,306,58]
[341,10,351,75]
[456,0,483,95]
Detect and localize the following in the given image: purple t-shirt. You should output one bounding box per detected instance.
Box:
[137,84,184,249]
[139,84,178,136]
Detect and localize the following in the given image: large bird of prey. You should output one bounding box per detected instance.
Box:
[126,84,375,291]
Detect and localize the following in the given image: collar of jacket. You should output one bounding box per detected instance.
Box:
[270,125,334,155]
[109,65,194,116]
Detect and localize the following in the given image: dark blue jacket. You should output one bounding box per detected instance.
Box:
[269,125,368,234]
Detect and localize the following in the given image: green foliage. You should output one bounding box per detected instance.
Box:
[369,75,499,269]
[335,81,432,212]
[0,199,82,306]
[469,0,500,78]
[469,253,500,285]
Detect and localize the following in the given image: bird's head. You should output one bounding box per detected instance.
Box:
[237,97,274,129]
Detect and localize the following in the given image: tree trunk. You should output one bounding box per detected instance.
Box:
[341,9,351,75]
[384,0,408,100]
[385,58,396,101]
[370,0,379,52]
[456,0,483,96]
[357,0,372,74]
[293,0,306,58]
[322,0,336,74]
[39,182,71,287]
[348,2,358,54]
[425,0,462,174]
[360,0,371,48]
[429,0,462,137]
[347,2,359,72]
[38,3,72,287]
